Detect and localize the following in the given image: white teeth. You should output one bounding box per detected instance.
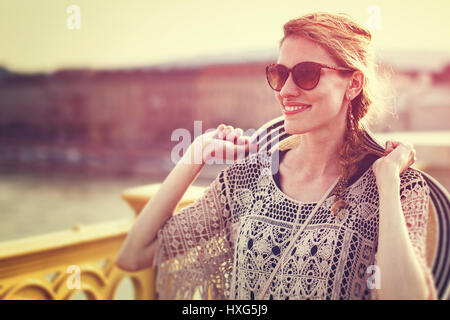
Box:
[285,105,309,111]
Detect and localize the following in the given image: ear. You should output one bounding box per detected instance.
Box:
[346,70,364,100]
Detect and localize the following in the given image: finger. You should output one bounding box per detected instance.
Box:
[237,135,250,145]
[219,125,233,140]
[212,140,228,160]
[405,143,414,152]
[224,125,234,140]
[390,141,403,151]
[386,140,404,154]
[410,148,417,165]
[216,125,230,139]
[227,128,243,144]
[234,128,244,144]
[215,124,226,139]
[410,155,416,166]
[385,141,394,154]
[225,127,237,143]
[399,143,415,158]
[234,128,244,139]
[234,142,258,161]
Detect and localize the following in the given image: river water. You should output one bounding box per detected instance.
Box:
[0,168,217,243]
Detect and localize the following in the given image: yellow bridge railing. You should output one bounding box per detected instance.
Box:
[0,183,206,300]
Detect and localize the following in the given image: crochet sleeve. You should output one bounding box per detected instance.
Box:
[152,168,235,299]
[398,169,437,299]
[372,169,438,300]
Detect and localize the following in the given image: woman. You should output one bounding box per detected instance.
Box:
[116,12,437,300]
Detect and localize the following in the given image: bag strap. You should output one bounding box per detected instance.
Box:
[257,176,341,300]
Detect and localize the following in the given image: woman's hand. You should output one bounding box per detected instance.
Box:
[372,140,416,180]
[190,124,258,165]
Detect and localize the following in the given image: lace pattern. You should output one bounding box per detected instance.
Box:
[153,169,235,299]
[371,170,437,299]
[154,151,436,300]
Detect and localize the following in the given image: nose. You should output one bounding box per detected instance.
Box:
[279,72,301,98]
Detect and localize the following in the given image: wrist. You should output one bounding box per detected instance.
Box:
[184,137,210,166]
[374,163,401,188]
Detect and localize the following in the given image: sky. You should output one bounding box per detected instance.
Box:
[0,0,449,73]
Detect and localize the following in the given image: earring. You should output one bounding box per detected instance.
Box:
[347,94,356,132]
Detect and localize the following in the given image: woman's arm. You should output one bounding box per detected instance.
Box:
[375,167,432,299]
[373,141,436,300]
[115,141,205,271]
[115,125,254,271]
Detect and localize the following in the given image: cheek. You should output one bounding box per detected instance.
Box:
[275,93,283,104]
[311,90,344,120]
[311,89,330,107]
[314,82,345,110]
[327,78,347,104]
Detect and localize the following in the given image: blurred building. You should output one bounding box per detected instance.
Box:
[0,59,449,174]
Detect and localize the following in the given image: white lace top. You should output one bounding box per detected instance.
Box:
[153,149,436,300]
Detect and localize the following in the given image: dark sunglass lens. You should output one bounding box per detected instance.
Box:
[266,64,288,91]
[293,63,321,90]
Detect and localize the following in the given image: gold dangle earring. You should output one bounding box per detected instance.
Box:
[347,93,356,132]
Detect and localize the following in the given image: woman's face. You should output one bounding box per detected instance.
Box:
[275,36,353,135]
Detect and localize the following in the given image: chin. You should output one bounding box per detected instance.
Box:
[283,120,310,135]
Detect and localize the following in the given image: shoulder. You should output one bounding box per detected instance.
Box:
[219,151,272,187]
[348,155,429,198]
[225,150,271,174]
[399,168,430,198]
[400,168,428,187]
[348,152,380,185]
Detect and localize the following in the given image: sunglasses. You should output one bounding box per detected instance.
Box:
[266,61,354,91]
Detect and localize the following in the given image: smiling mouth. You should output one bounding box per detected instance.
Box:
[282,105,312,114]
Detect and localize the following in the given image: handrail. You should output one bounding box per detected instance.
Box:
[0,182,206,300]
[0,219,154,299]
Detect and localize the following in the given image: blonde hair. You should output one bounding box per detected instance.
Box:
[279,12,394,214]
